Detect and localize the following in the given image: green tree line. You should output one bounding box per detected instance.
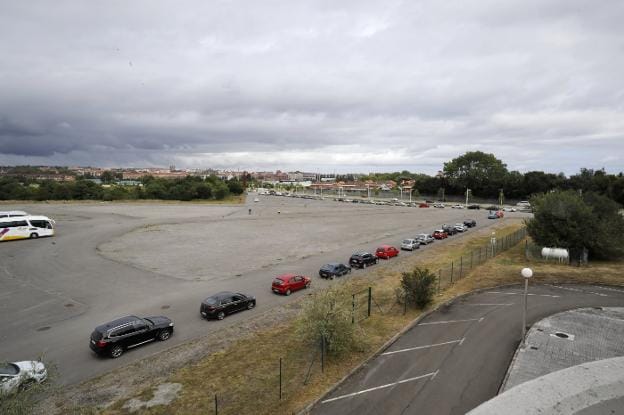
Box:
[361,151,624,204]
[0,175,244,201]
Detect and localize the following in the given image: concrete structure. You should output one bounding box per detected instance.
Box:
[468,357,624,415]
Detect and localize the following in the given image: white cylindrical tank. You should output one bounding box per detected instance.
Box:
[541,247,570,262]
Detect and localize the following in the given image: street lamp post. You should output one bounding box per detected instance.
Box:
[521,267,533,347]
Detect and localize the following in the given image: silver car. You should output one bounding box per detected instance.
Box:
[416,234,434,245]
[401,238,420,251]
[0,361,47,395]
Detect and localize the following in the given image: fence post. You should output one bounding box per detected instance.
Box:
[438,269,441,292]
[321,336,325,373]
[215,394,218,415]
[367,287,372,317]
[450,261,454,283]
[279,357,282,400]
[459,257,463,279]
[352,294,355,324]
[470,250,474,269]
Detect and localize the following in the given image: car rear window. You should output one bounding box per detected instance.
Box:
[273,278,284,285]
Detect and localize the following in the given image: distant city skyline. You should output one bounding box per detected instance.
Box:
[1,1,623,175]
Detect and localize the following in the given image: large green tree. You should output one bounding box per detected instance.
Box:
[526,190,624,260]
[443,151,509,197]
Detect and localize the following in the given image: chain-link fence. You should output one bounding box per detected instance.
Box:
[436,227,527,292]
[524,241,588,266]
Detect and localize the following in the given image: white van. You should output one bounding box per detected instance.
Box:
[0,210,28,218]
[0,215,55,242]
[516,201,531,208]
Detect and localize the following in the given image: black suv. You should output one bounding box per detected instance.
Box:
[319,263,352,279]
[200,291,256,320]
[467,204,481,210]
[90,315,173,358]
[442,225,458,236]
[463,219,477,228]
[349,252,378,269]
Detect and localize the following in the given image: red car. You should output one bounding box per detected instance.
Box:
[496,210,504,218]
[271,274,311,296]
[419,203,429,208]
[375,245,399,259]
[432,230,448,239]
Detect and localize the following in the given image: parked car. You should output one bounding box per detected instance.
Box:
[253,197,260,202]
[200,292,256,320]
[375,245,399,259]
[90,315,174,358]
[401,238,420,251]
[502,207,517,212]
[485,205,498,211]
[463,219,477,228]
[467,204,481,210]
[442,225,458,236]
[0,361,47,395]
[416,233,435,245]
[454,223,467,232]
[271,274,311,295]
[487,211,499,219]
[452,204,464,209]
[349,252,378,268]
[432,229,448,239]
[433,203,445,208]
[419,203,429,208]
[319,263,351,279]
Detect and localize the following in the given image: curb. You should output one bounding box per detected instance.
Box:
[297,282,524,414]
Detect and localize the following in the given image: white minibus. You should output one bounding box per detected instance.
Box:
[0,215,55,242]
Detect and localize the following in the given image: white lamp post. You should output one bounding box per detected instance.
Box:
[521,267,533,347]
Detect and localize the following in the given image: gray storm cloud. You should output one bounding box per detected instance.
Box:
[0,0,623,173]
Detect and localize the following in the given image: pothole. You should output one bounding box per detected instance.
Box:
[551,331,575,341]
[161,305,170,310]
[64,303,74,308]
[36,326,51,332]
[530,346,539,350]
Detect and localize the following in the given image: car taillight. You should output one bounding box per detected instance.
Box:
[96,340,107,348]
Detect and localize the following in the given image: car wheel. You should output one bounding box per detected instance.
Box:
[285,289,291,296]
[29,233,39,239]
[305,282,311,289]
[247,301,255,310]
[330,274,335,280]
[363,263,368,268]
[110,345,124,358]
[217,311,226,320]
[158,329,172,341]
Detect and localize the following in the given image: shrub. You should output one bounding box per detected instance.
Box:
[295,287,366,357]
[400,267,437,309]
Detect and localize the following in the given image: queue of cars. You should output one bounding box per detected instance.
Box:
[84,200,486,362]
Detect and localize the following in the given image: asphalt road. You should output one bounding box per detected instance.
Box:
[311,284,624,415]
[0,195,521,385]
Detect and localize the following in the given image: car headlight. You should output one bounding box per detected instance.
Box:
[169,322,174,327]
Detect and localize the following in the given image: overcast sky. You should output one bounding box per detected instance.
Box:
[1,1,623,174]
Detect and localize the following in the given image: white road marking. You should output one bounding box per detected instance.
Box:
[547,285,608,297]
[486,291,561,298]
[382,338,465,356]
[420,317,484,325]
[321,371,438,404]
[464,303,513,306]
[594,286,624,294]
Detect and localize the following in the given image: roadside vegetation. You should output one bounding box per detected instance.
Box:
[526,190,624,260]
[0,175,244,202]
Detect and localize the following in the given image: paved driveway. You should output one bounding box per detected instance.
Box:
[311,284,624,415]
